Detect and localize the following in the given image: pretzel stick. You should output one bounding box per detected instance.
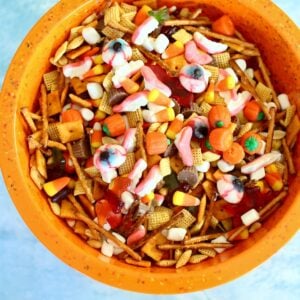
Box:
[61,84,69,106]
[68,194,88,216]
[227,225,247,241]
[265,107,276,153]
[184,26,255,48]
[47,140,67,151]
[197,194,206,224]
[200,194,216,235]
[21,107,37,132]
[184,233,223,245]
[40,84,49,146]
[132,210,184,249]
[282,138,296,174]
[76,212,142,261]
[257,56,281,109]
[28,112,42,121]
[125,258,151,268]
[229,59,271,120]
[69,93,93,108]
[164,19,211,26]
[158,242,233,250]
[67,143,95,202]
[259,190,288,217]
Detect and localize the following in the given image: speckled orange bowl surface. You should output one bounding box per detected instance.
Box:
[0,0,299,294]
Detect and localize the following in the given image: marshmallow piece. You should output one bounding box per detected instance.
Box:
[103,222,111,231]
[235,59,247,71]
[245,68,254,79]
[278,93,291,110]
[82,27,101,45]
[108,232,126,255]
[217,159,235,173]
[250,167,265,181]
[121,191,135,211]
[137,202,150,216]
[195,160,210,173]
[63,57,93,79]
[211,236,229,253]
[166,228,187,241]
[80,108,94,121]
[154,34,169,54]
[87,82,103,99]
[101,240,114,257]
[241,209,260,226]
[142,36,155,52]
[101,169,118,184]
[257,140,266,155]
[265,101,277,110]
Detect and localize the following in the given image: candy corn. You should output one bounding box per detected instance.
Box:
[134,5,152,26]
[216,75,235,91]
[90,122,102,148]
[162,41,184,59]
[265,172,283,191]
[173,191,200,206]
[143,108,175,123]
[43,177,71,197]
[147,89,173,107]
[166,114,184,139]
[83,64,104,79]
[121,78,140,94]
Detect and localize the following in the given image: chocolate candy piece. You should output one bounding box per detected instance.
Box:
[177,166,198,187]
[108,88,128,106]
[72,137,91,159]
[51,187,70,203]
[163,142,178,157]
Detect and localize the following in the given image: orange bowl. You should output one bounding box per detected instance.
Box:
[0,0,299,294]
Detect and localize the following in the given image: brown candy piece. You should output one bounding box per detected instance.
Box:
[177,166,198,186]
[108,88,128,106]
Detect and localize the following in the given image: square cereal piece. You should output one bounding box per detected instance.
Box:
[147,210,171,231]
[120,16,137,31]
[60,199,78,219]
[212,52,230,68]
[141,233,168,262]
[84,166,101,178]
[102,26,124,39]
[131,48,147,63]
[104,4,120,26]
[173,209,196,229]
[98,92,112,115]
[47,90,62,116]
[120,2,137,14]
[43,70,59,91]
[118,152,136,175]
[204,65,219,81]
[121,11,137,21]
[74,179,93,196]
[102,71,114,92]
[192,148,203,165]
[199,101,212,117]
[126,109,143,128]
[255,82,272,102]
[172,29,193,44]
[47,122,60,141]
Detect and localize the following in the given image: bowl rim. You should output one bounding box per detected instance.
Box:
[0,0,300,294]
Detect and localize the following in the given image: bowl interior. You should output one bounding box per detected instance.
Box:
[0,0,300,294]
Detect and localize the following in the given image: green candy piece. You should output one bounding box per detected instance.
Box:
[216,120,224,128]
[164,172,179,191]
[257,111,265,121]
[205,139,213,150]
[102,124,110,136]
[244,136,259,152]
[148,8,170,24]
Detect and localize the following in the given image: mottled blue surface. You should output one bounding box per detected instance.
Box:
[0,1,299,299]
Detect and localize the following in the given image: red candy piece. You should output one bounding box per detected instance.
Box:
[149,65,194,107]
[107,212,123,229]
[109,177,131,198]
[103,190,124,213]
[95,199,112,226]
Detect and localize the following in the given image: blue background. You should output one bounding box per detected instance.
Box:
[0,1,299,299]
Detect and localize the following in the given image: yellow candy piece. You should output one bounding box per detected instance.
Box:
[173,191,200,206]
[92,54,104,65]
[43,177,70,197]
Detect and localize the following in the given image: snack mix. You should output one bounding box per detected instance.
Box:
[21,0,299,268]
